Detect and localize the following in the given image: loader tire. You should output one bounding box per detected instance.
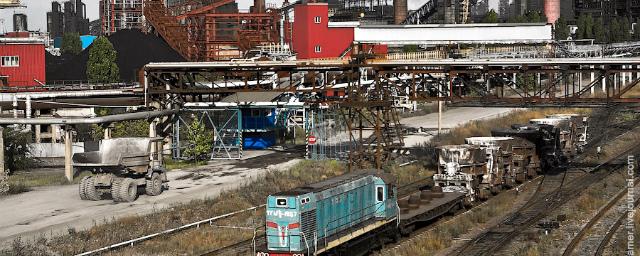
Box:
[117,178,138,202]
[79,176,89,200]
[111,178,123,202]
[145,172,163,196]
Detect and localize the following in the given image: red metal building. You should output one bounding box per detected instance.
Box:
[293,3,355,59]
[0,38,46,87]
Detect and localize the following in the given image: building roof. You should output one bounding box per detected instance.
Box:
[0,37,45,44]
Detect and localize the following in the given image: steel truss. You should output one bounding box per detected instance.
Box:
[145,57,640,167]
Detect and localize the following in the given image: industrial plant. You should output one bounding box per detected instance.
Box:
[0,0,639,255]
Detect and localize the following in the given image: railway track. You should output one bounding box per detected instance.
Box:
[197,177,435,256]
[562,179,640,256]
[595,193,640,256]
[454,144,639,256]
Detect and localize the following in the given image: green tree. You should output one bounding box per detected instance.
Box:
[61,32,82,55]
[482,9,499,23]
[554,17,569,40]
[593,17,606,43]
[575,14,586,39]
[90,108,149,141]
[584,14,594,38]
[403,45,419,53]
[526,11,542,23]
[622,16,631,41]
[87,36,120,84]
[184,120,213,161]
[609,18,622,43]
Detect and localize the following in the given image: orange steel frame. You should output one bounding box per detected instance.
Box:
[144,0,281,61]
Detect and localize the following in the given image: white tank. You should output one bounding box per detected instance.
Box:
[529,118,565,126]
[465,136,513,146]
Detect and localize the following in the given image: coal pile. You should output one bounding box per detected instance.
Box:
[46,29,185,83]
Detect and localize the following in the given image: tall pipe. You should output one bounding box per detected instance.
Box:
[544,0,560,24]
[393,0,407,24]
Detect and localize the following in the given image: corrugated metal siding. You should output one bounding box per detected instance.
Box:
[0,43,45,86]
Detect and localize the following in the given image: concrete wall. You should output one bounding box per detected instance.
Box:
[29,142,86,158]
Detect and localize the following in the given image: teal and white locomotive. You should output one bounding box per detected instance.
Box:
[259,170,399,256]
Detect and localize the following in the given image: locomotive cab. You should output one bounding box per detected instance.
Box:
[262,171,398,256]
[266,195,308,253]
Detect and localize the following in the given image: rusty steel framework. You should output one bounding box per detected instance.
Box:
[143,58,640,167]
[144,0,280,61]
[100,0,144,35]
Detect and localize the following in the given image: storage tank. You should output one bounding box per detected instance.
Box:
[544,0,560,24]
[394,0,407,25]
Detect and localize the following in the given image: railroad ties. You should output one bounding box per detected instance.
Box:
[455,144,640,256]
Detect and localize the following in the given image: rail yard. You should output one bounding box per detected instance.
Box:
[1,0,640,255]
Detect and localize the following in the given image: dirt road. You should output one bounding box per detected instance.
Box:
[401,107,517,146]
[0,107,515,247]
[0,149,302,247]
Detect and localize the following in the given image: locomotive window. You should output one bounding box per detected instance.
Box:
[276,198,287,207]
[387,185,394,198]
[376,186,384,202]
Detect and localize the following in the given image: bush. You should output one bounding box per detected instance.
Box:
[184,120,213,161]
[4,127,33,174]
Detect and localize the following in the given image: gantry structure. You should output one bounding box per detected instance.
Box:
[143,57,640,168]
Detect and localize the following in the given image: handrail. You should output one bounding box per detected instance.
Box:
[76,204,265,256]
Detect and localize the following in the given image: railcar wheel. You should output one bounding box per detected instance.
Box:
[145,172,163,196]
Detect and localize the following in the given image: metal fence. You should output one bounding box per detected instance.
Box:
[173,109,242,160]
[305,107,353,161]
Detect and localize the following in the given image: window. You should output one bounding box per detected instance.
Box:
[376,186,384,202]
[1,56,19,67]
[314,16,321,24]
[314,45,322,53]
[276,198,288,207]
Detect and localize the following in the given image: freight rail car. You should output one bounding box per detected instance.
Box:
[256,170,464,256]
[435,114,588,200]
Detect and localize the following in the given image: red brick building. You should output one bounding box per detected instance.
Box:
[0,38,45,87]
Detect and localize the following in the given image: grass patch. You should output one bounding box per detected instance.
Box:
[164,157,207,170]
[1,160,346,255]
[433,108,591,145]
[2,170,92,196]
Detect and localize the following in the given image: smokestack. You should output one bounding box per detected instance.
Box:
[254,0,265,13]
[544,0,560,24]
[13,13,27,32]
[394,0,407,25]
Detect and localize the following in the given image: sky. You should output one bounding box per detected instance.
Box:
[0,0,470,33]
[0,0,99,33]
